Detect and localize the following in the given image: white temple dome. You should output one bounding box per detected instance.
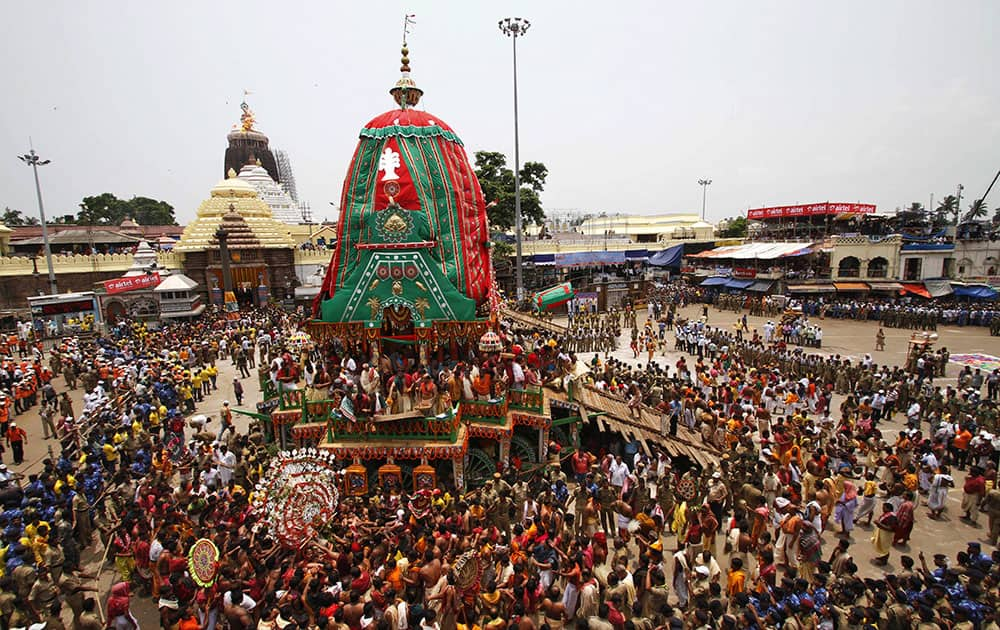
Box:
[236,163,301,224]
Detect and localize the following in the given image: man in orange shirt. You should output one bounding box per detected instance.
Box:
[6,421,27,464]
[952,425,973,470]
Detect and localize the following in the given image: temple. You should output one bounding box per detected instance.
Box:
[224,100,281,184]
[174,171,297,305]
[235,41,583,491]
[236,161,303,224]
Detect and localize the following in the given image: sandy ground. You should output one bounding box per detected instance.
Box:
[7,305,999,622]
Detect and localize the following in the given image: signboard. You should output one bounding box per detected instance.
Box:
[104,273,160,295]
[732,267,757,279]
[747,203,876,220]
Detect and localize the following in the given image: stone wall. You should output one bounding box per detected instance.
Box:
[0,269,124,310]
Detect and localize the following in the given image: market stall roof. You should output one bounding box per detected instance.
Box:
[923,279,954,298]
[868,282,903,292]
[900,283,931,298]
[747,280,774,292]
[834,282,870,292]
[700,276,729,287]
[724,278,754,289]
[688,241,815,260]
[951,283,999,299]
[787,283,835,293]
[647,244,684,267]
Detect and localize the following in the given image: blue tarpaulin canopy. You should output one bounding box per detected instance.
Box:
[648,244,684,268]
[951,284,998,299]
[724,278,754,289]
[624,249,649,260]
[701,276,729,287]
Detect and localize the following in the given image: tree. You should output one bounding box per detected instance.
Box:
[129,197,177,225]
[934,195,959,227]
[78,193,177,225]
[1,207,39,226]
[720,216,748,238]
[474,151,547,231]
[962,198,988,222]
[491,240,514,267]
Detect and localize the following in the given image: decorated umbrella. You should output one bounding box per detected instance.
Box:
[532,282,575,311]
[188,538,220,587]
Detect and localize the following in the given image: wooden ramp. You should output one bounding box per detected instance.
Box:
[501,306,567,335]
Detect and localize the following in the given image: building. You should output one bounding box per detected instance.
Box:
[173,170,297,304]
[224,101,281,184]
[236,162,303,224]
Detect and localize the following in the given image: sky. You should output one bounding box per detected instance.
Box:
[1,1,998,226]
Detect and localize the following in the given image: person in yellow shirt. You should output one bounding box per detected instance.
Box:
[203,364,218,393]
[102,441,119,472]
[191,371,203,403]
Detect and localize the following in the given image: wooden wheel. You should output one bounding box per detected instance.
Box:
[511,434,539,464]
[465,448,495,488]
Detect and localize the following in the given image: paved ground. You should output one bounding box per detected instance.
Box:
[6,307,997,620]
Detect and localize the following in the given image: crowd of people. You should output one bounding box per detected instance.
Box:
[0,284,999,630]
[704,292,1000,333]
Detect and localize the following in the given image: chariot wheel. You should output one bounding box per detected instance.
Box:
[465,448,496,488]
[511,434,539,464]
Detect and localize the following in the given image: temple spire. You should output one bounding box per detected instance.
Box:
[390,14,422,109]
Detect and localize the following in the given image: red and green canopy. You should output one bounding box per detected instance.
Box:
[314,108,492,319]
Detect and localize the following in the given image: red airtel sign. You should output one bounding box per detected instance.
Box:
[747,203,876,220]
[103,273,161,295]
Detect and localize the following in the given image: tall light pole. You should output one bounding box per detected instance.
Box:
[17,146,58,294]
[698,179,712,221]
[499,17,531,301]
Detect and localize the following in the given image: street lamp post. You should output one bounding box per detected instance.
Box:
[698,179,713,221]
[17,146,58,294]
[499,17,531,302]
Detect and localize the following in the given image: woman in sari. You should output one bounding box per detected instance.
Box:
[893,491,916,545]
[870,503,896,565]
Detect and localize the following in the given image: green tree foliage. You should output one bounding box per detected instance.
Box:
[720,216,748,238]
[934,195,959,227]
[1,207,39,226]
[78,193,177,225]
[474,151,547,231]
[491,240,514,267]
[962,198,988,222]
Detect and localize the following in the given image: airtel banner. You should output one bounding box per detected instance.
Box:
[747,203,876,220]
[104,273,161,295]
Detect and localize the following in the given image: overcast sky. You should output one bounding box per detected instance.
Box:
[2,1,998,226]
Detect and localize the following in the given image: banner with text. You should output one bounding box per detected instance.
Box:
[104,273,161,295]
[747,202,876,220]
